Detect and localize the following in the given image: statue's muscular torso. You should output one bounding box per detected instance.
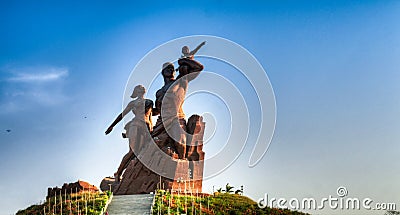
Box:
[155,58,203,122]
[161,77,189,120]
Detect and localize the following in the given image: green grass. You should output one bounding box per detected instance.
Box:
[152,190,310,215]
[16,191,111,215]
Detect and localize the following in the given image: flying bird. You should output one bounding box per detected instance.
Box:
[6,129,11,133]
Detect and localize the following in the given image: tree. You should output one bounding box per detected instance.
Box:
[225,183,234,193]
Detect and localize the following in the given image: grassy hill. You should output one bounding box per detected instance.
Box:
[152,190,310,215]
[16,191,111,215]
[18,189,311,214]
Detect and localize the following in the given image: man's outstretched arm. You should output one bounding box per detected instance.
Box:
[178,58,204,73]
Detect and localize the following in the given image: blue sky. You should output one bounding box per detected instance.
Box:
[1,1,399,214]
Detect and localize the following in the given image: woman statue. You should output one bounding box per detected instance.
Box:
[105,85,153,182]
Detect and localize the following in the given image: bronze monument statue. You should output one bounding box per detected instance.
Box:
[101,42,206,194]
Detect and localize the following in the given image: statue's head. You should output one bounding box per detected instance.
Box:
[161,62,175,79]
[131,85,146,98]
[182,46,190,56]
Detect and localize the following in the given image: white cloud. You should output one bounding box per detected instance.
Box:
[7,67,68,83]
[0,66,70,113]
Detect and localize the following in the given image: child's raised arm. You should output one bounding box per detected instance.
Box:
[189,41,206,55]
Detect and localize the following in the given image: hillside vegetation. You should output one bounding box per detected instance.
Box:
[16,191,111,215]
[152,190,310,215]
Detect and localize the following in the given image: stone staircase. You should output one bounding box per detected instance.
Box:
[106,194,154,215]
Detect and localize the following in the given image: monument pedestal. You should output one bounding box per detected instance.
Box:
[105,158,204,195]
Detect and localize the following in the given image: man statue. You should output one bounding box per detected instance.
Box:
[153,58,204,159]
[152,62,176,117]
